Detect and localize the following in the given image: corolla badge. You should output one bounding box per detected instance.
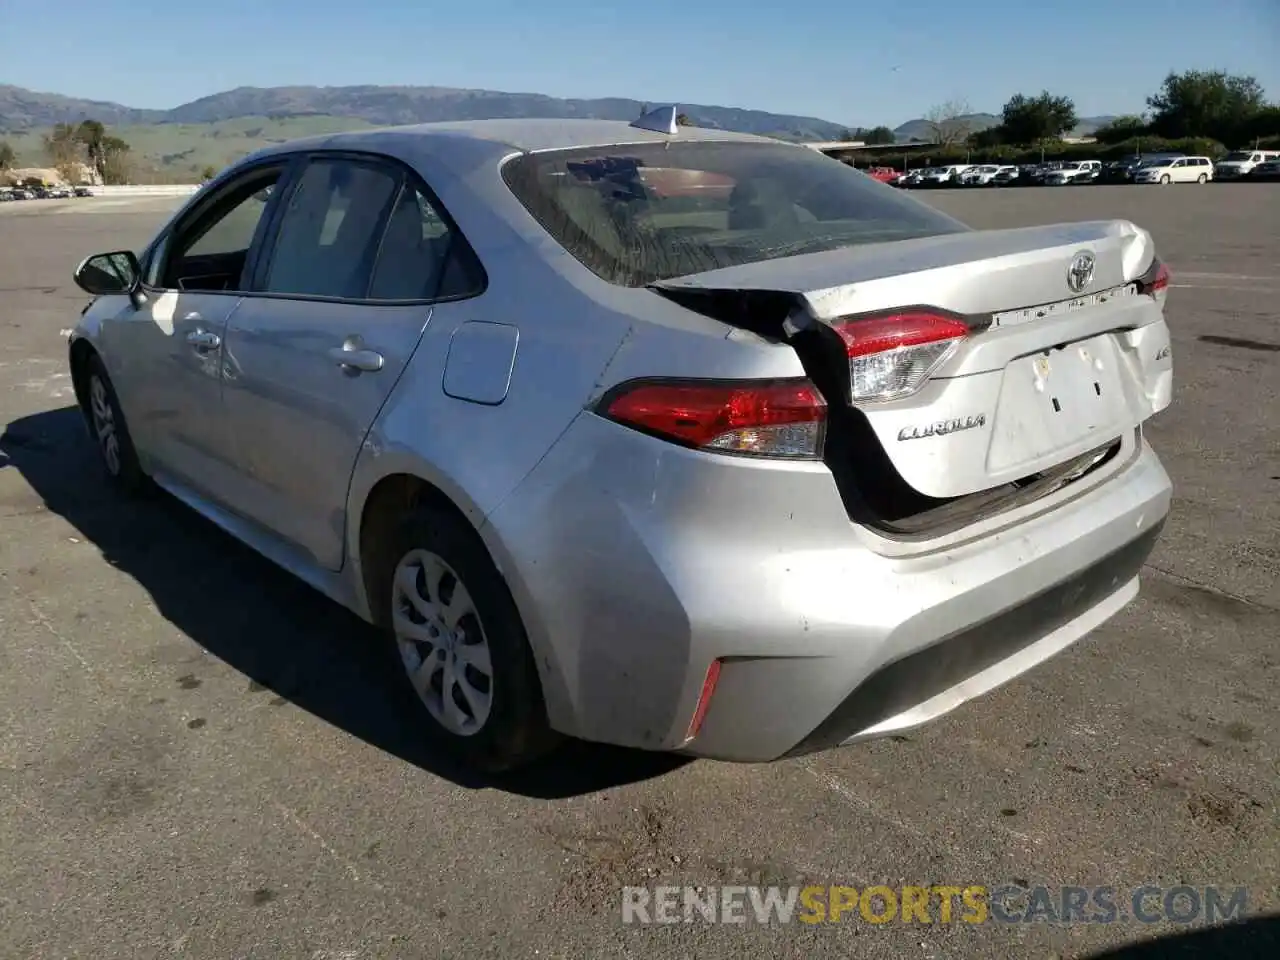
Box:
[897,414,987,441]
[1067,251,1096,293]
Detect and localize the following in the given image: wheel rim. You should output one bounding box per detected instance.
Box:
[391,549,493,737]
[89,374,121,476]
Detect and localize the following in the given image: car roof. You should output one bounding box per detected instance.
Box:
[242,117,777,165]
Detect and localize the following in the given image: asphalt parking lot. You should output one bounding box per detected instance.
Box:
[1,185,1277,959]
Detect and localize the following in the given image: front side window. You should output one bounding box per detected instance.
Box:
[262,159,401,299]
[153,166,284,291]
[502,141,968,287]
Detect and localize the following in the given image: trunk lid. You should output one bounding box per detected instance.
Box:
[653,220,1173,500]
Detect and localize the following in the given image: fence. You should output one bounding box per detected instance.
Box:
[89,184,200,198]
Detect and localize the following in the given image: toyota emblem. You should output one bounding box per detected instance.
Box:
[1067,251,1096,293]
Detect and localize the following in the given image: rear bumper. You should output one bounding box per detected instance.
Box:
[484,419,1171,762]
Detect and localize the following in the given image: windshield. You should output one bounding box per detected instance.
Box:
[1223,152,1253,162]
[1140,157,1174,167]
[502,141,968,286]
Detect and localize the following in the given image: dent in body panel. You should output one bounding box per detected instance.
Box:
[342,283,633,623]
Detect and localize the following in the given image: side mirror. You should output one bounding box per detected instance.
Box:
[74,250,142,298]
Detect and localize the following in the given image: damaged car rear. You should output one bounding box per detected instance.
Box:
[496,126,1172,763]
[70,117,1171,772]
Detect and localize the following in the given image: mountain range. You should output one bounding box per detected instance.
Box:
[0,83,1116,142]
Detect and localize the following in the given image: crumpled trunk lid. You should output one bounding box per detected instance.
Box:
[653,220,1173,501]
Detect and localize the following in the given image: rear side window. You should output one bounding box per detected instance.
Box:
[368,183,484,301]
[502,141,967,286]
[263,159,401,299]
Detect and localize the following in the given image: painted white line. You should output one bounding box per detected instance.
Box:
[1172,271,1277,282]
[1170,283,1279,292]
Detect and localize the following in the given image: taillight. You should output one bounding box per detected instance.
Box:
[831,309,970,403]
[597,378,827,459]
[1138,257,1170,298]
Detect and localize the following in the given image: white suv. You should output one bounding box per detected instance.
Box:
[1133,156,1214,185]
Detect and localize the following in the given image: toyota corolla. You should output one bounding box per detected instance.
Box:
[67,110,1174,771]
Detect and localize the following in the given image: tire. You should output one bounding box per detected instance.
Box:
[1197,173,1208,184]
[382,504,558,772]
[1160,174,1171,185]
[84,353,148,495]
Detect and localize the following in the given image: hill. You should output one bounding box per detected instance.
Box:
[892,112,1118,142]
[0,83,1124,182]
[0,83,848,140]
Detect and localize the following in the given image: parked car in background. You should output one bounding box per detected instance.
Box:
[1248,159,1280,181]
[991,166,1021,186]
[74,186,95,197]
[958,164,1005,186]
[0,188,15,202]
[897,169,929,188]
[1024,162,1062,186]
[918,164,971,187]
[1043,160,1102,186]
[1214,150,1280,181]
[63,114,1176,770]
[1105,153,1184,184]
[1133,156,1214,185]
[863,166,902,185]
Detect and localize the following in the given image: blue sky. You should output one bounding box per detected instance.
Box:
[2,0,1276,126]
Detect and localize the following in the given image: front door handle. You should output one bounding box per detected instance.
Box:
[328,339,384,373]
[186,330,221,350]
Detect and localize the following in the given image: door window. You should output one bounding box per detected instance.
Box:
[262,159,401,300]
[367,183,484,301]
[152,166,284,292]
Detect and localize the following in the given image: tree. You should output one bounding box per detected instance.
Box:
[200,165,218,181]
[999,91,1077,146]
[1093,115,1149,145]
[675,113,694,127]
[924,100,973,146]
[858,125,896,145]
[98,136,131,185]
[0,140,14,172]
[1146,70,1267,141]
[75,120,108,181]
[43,123,83,168]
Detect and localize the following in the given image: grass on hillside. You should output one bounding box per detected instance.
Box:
[5,115,376,182]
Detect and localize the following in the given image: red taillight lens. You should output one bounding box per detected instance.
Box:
[598,378,827,459]
[831,309,970,403]
[1139,257,1170,297]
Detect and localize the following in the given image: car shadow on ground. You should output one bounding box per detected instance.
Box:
[1,406,690,799]
[1083,914,1279,959]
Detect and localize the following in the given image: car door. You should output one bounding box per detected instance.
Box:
[218,154,484,570]
[103,161,290,498]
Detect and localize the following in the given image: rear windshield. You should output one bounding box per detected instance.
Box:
[501,141,967,286]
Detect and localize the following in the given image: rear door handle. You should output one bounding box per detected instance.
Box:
[186,330,221,350]
[328,343,384,373]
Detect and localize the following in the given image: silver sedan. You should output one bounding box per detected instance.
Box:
[68,112,1174,771]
